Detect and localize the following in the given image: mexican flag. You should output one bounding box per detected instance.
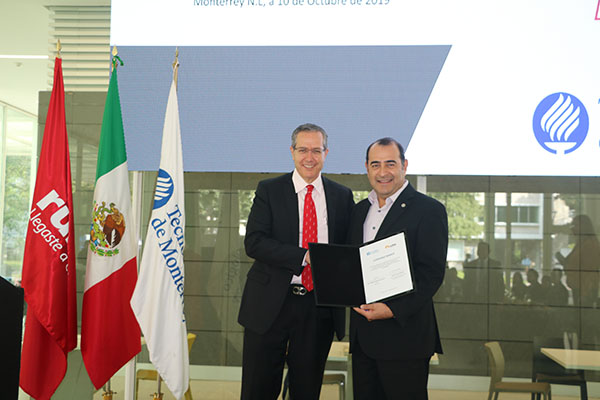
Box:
[81,60,141,388]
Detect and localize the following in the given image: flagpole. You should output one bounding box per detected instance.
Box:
[102,381,114,400]
[153,376,164,400]
[100,47,116,400]
[149,47,180,400]
[125,170,144,400]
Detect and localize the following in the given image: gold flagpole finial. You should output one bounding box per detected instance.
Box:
[56,39,62,59]
[111,46,124,71]
[173,47,180,89]
[172,47,179,69]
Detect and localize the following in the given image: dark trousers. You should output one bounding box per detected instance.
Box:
[352,341,430,400]
[241,285,334,400]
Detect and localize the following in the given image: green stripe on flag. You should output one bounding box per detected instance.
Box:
[96,68,127,180]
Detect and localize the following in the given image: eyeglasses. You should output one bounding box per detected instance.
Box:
[294,147,324,156]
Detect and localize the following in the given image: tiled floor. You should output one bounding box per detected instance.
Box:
[99,377,599,400]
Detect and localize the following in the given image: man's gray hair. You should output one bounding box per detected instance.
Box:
[291,123,328,150]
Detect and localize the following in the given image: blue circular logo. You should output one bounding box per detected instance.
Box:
[153,169,174,209]
[533,92,588,155]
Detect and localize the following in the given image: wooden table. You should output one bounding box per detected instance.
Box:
[541,348,600,371]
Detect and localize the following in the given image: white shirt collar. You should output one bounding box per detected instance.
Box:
[292,169,324,194]
[367,180,409,208]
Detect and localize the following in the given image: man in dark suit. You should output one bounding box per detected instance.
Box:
[349,137,448,400]
[238,123,354,400]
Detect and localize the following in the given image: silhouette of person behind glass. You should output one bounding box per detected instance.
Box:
[555,214,600,307]
[463,242,504,303]
[437,266,463,302]
[540,274,552,305]
[510,271,527,303]
[526,269,544,304]
[547,267,569,306]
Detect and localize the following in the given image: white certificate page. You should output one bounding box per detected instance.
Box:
[358,232,413,304]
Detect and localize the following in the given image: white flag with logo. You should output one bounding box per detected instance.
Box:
[131,75,188,399]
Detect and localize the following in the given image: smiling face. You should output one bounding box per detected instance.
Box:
[366,143,407,207]
[290,130,329,183]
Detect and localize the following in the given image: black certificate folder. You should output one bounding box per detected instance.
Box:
[308,242,366,307]
[309,232,415,307]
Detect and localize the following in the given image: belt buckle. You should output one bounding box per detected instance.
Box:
[292,286,307,296]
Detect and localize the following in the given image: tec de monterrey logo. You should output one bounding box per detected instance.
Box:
[153,168,174,209]
[532,92,589,155]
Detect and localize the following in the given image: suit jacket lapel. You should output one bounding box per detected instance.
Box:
[375,183,416,240]
[354,200,371,244]
[323,177,337,243]
[283,173,299,243]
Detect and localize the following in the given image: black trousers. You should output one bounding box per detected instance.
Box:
[241,285,334,400]
[352,340,431,400]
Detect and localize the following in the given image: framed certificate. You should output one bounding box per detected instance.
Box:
[308,232,415,307]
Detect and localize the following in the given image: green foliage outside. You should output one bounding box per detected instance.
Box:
[430,192,483,240]
[2,156,31,278]
[234,188,483,241]
[238,190,255,222]
[353,191,369,204]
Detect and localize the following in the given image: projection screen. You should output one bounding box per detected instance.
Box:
[111,0,600,176]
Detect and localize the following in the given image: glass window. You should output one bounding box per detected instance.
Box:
[0,106,37,286]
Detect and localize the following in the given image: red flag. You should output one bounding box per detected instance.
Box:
[19,57,77,400]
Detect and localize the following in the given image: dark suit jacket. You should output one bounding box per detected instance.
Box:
[238,172,354,340]
[349,183,448,360]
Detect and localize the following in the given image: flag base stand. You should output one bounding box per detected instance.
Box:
[102,380,115,399]
[153,375,164,399]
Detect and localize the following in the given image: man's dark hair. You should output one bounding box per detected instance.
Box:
[365,137,405,163]
[291,123,328,150]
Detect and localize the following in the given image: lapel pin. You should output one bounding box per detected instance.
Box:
[401,203,406,208]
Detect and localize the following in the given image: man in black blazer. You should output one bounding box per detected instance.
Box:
[349,137,448,400]
[238,123,354,399]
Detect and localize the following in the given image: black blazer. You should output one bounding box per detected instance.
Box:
[238,173,354,340]
[349,183,448,360]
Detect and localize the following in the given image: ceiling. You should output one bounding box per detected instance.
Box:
[0,0,109,116]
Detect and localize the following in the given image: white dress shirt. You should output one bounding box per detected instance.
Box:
[291,169,329,284]
[363,180,408,242]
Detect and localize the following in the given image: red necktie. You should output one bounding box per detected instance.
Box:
[302,184,316,291]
